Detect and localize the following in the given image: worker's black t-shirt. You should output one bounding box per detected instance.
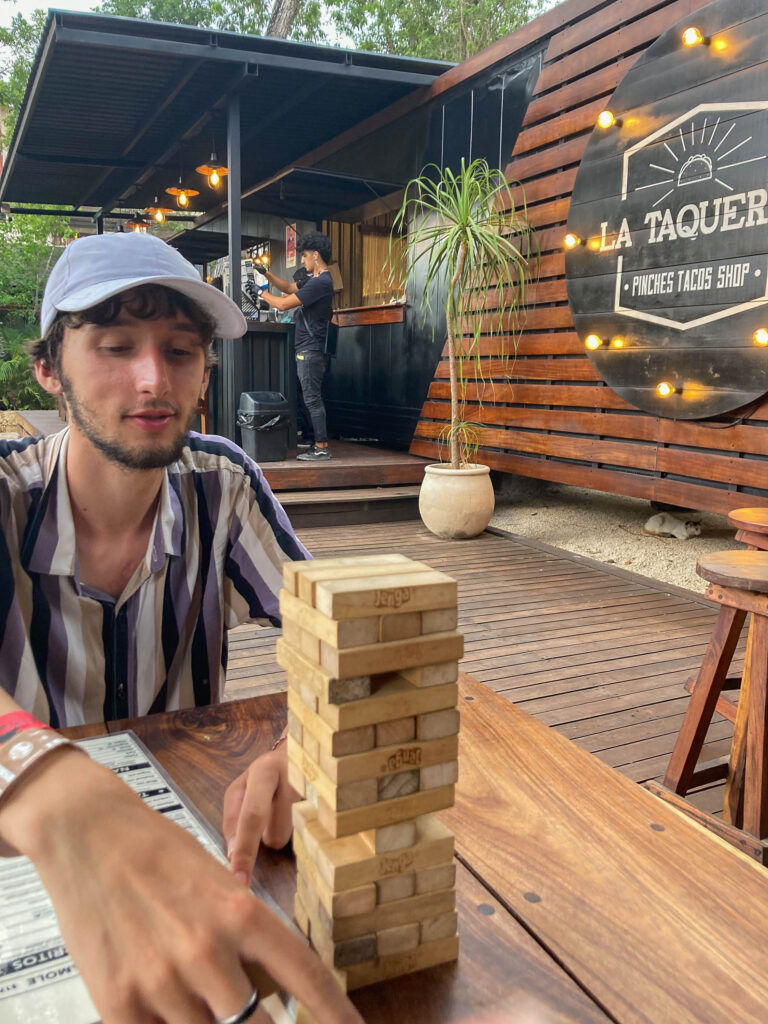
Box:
[295,271,333,354]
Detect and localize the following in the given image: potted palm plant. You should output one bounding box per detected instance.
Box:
[392,157,533,539]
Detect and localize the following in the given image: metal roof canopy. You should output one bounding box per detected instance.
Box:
[171,230,267,264]
[0,10,449,216]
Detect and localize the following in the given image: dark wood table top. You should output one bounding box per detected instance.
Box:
[64,685,609,1023]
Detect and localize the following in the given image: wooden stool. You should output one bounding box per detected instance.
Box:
[728,507,768,552]
[648,551,768,863]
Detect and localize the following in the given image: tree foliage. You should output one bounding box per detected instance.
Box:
[0,326,55,411]
[329,0,547,62]
[97,0,324,40]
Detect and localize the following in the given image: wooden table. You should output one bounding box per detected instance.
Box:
[65,674,768,1022]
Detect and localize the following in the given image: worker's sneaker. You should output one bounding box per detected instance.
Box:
[297,445,331,461]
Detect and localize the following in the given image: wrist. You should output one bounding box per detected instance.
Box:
[0,746,113,862]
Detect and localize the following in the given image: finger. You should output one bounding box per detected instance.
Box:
[222,772,248,853]
[138,964,211,1024]
[229,763,278,883]
[241,902,363,1024]
[178,940,257,1024]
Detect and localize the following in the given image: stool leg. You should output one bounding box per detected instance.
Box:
[664,605,746,794]
[744,614,768,839]
[723,616,752,827]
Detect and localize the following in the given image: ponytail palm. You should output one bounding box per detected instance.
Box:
[393,158,533,469]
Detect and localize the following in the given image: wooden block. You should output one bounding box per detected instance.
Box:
[320,631,464,681]
[417,708,460,741]
[317,881,456,941]
[401,661,459,688]
[282,648,459,732]
[378,769,420,801]
[420,910,459,943]
[298,681,318,713]
[294,833,377,919]
[321,734,459,786]
[376,922,420,957]
[317,783,455,839]
[415,862,456,895]
[288,737,378,812]
[288,757,307,798]
[375,716,416,747]
[376,872,415,903]
[287,709,302,744]
[281,616,301,648]
[294,891,310,939]
[302,729,319,764]
[277,639,372,706]
[338,934,459,991]
[299,627,321,664]
[314,569,457,620]
[287,689,376,757]
[360,819,418,855]
[297,560,435,607]
[333,933,378,969]
[280,589,379,651]
[421,607,459,634]
[283,554,411,596]
[380,612,422,642]
[420,760,459,790]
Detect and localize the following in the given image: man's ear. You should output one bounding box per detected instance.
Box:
[200,368,210,398]
[34,359,64,397]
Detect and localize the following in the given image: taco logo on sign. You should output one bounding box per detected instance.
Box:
[603,103,768,329]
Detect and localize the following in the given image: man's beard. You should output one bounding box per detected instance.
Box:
[59,369,195,470]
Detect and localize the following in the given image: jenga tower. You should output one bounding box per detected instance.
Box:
[278,554,462,997]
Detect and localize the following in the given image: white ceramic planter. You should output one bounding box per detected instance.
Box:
[418,463,495,540]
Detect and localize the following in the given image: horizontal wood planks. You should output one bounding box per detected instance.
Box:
[225,521,739,794]
[409,0,768,515]
[260,441,428,492]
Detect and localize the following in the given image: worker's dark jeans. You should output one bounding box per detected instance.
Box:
[296,351,327,444]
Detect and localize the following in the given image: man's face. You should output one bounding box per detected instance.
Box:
[44,310,208,470]
[300,250,316,272]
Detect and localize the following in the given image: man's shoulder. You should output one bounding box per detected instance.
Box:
[299,272,334,305]
[0,433,57,492]
[177,433,256,474]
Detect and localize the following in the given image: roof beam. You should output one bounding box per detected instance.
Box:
[53,24,438,88]
[19,153,146,170]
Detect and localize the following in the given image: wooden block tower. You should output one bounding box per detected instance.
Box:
[279,554,461,994]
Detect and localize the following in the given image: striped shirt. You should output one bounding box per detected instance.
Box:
[0,429,308,727]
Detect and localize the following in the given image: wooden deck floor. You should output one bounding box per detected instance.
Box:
[226,521,741,798]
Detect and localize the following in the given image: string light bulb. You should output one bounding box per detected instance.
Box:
[682,26,706,46]
[597,110,620,129]
[610,337,625,349]
[585,334,603,350]
[564,233,582,249]
[656,381,679,398]
[754,328,768,347]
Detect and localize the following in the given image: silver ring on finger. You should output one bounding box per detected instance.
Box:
[216,987,260,1024]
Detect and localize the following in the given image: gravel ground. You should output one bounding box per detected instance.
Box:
[491,475,740,595]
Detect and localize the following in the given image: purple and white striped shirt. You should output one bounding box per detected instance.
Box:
[0,429,309,726]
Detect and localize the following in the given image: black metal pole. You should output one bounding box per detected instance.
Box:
[96,216,103,234]
[227,92,241,311]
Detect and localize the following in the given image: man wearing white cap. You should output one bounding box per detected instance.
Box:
[0,233,362,1024]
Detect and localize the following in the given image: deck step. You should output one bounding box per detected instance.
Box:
[278,485,420,527]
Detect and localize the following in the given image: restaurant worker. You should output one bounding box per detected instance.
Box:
[0,232,362,1024]
[256,232,334,463]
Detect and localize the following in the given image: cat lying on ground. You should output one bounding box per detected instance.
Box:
[643,512,702,540]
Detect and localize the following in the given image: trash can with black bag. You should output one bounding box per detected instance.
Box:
[237,392,289,463]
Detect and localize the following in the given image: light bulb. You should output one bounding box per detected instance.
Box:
[656,381,675,398]
[178,191,189,208]
[564,233,581,249]
[610,337,625,349]
[585,334,603,350]
[154,210,164,223]
[597,110,616,129]
[209,169,220,188]
[682,26,703,46]
[754,328,768,347]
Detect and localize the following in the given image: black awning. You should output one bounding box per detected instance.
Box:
[241,167,404,221]
[168,230,266,263]
[0,10,450,216]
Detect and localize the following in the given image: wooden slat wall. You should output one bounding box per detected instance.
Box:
[410,0,768,516]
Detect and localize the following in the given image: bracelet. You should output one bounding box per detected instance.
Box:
[0,711,78,807]
[271,734,287,751]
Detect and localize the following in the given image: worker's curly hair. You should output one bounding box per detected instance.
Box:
[297,231,332,265]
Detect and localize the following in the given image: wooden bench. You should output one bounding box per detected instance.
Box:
[442,674,768,1024]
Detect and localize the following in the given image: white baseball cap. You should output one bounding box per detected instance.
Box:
[40,232,247,338]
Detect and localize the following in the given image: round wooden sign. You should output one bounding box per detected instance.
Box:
[565,0,768,419]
